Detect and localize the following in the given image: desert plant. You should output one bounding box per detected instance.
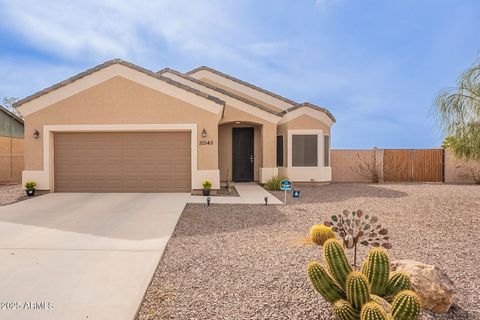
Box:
[363,248,389,296]
[25,180,36,190]
[310,224,336,245]
[391,290,421,320]
[360,302,389,320]
[350,148,382,183]
[324,210,391,267]
[202,180,212,190]
[307,240,419,320]
[263,176,286,191]
[384,272,412,302]
[434,57,480,162]
[456,166,480,184]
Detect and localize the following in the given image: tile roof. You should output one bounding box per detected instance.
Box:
[186,66,298,106]
[186,66,335,122]
[13,59,226,108]
[158,68,283,117]
[282,102,336,122]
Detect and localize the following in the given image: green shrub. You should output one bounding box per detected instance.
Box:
[25,180,36,190]
[202,180,212,189]
[264,176,287,191]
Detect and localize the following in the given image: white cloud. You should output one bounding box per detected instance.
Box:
[0,0,240,64]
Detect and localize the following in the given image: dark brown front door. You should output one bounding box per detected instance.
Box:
[232,128,254,181]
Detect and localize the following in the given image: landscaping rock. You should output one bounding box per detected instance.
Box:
[391,259,457,313]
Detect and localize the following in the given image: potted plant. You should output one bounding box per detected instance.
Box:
[25,180,37,197]
[202,180,212,196]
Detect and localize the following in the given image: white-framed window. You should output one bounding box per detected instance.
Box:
[324,135,330,167]
[292,134,318,167]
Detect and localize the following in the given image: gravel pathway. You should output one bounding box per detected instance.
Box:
[137,183,480,320]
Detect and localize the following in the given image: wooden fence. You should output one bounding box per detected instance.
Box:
[383,149,444,182]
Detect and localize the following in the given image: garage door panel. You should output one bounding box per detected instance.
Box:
[54,132,191,192]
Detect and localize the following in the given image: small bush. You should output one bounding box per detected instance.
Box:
[202,180,212,189]
[25,180,36,190]
[264,176,287,191]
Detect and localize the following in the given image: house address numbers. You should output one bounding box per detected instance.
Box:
[199,140,214,146]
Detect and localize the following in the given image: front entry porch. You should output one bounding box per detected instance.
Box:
[218,121,268,183]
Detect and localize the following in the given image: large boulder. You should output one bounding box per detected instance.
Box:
[391,260,457,313]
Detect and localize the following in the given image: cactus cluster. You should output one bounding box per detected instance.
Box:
[307,239,421,320]
[310,224,336,246]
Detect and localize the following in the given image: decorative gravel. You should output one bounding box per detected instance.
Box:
[137,183,480,320]
[0,183,48,206]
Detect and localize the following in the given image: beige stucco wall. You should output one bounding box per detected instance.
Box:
[24,76,221,173]
[331,149,384,182]
[0,136,24,182]
[444,149,480,183]
[283,114,331,134]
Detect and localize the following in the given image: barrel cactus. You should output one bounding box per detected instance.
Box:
[310,224,336,245]
[346,272,371,310]
[324,239,353,289]
[391,290,421,320]
[307,243,421,320]
[384,272,412,302]
[360,302,390,320]
[362,248,390,296]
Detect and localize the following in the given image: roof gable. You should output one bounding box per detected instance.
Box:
[186,66,297,109]
[159,68,283,121]
[15,60,225,117]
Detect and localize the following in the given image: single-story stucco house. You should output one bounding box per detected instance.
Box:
[14,59,335,192]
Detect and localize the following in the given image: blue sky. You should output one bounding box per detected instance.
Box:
[0,0,478,148]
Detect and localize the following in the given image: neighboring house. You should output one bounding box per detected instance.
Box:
[14,59,334,192]
[0,105,24,183]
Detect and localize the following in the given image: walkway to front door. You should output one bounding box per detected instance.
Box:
[188,182,283,204]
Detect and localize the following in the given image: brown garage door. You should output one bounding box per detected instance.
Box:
[54,132,191,192]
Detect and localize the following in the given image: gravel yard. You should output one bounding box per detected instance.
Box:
[137,183,480,320]
[0,183,48,206]
[0,183,28,206]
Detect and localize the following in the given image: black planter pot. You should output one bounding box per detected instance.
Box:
[202,188,211,196]
[26,189,36,197]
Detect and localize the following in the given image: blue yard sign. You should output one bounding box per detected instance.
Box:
[280,179,292,204]
[280,179,292,191]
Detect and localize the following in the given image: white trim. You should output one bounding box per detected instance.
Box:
[287,129,323,168]
[323,134,331,167]
[17,64,223,117]
[285,129,331,182]
[163,71,281,124]
[279,106,334,127]
[25,124,205,191]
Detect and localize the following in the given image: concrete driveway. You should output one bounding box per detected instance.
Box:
[0,193,189,320]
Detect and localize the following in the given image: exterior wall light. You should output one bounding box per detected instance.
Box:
[201,128,207,138]
[33,130,40,139]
